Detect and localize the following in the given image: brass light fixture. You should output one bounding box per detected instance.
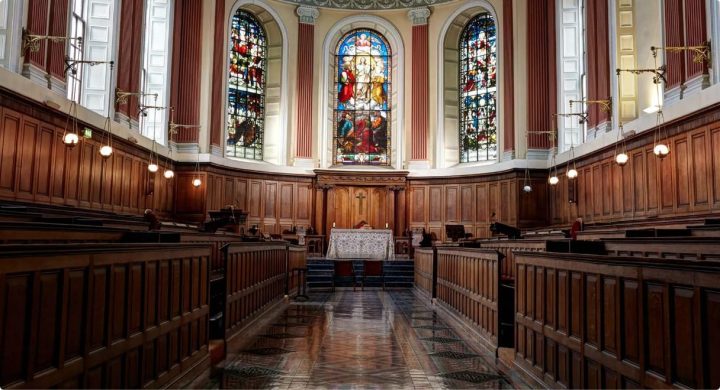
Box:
[22,28,82,53]
[115,89,157,105]
[651,43,711,66]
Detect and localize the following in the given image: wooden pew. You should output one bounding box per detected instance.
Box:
[0,243,212,389]
[434,247,502,354]
[222,242,298,339]
[514,251,720,389]
[179,233,244,272]
[475,239,549,282]
[602,237,720,260]
[0,222,127,243]
[414,248,434,298]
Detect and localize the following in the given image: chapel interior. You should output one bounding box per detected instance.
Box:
[0,0,719,388]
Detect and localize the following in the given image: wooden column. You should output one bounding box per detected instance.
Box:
[115,0,144,126]
[526,0,556,151]
[170,0,203,145]
[209,0,226,154]
[294,6,319,166]
[408,8,430,167]
[683,0,707,82]
[586,0,610,128]
[23,0,50,71]
[45,0,69,89]
[663,0,685,90]
[502,0,515,157]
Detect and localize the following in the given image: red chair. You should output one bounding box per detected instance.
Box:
[361,260,384,290]
[333,261,357,291]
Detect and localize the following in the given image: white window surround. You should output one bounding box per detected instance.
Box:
[556,0,585,152]
[223,0,289,166]
[140,0,173,145]
[80,0,118,116]
[319,15,404,170]
[0,0,23,72]
[435,0,501,169]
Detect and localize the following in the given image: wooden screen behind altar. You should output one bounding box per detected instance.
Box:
[334,29,391,166]
[226,9,266,160]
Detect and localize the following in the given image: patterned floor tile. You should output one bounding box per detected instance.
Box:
[188,290,522,389]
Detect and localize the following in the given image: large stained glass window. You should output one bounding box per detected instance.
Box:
[226,10,266,160]
[334,30,391,166]
[459,13,497,163]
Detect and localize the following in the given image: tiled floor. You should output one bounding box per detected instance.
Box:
[189,290,529,389]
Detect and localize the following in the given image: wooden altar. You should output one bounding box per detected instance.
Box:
[326,228,395,260]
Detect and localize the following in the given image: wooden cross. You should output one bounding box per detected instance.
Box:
[355,192,366,214]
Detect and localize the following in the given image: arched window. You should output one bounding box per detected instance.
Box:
[226,9,266,160]
[459,13,497,163]
[334,29,391,166]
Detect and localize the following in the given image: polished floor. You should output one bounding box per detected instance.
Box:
[189,291,528,389]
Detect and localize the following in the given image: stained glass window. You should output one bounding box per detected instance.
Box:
[226,10,266,160]
[459,13,497,163]
[334,30,391,166]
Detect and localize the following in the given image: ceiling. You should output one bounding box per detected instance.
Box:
[278,0,457,10]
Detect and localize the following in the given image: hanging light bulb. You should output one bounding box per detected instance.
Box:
[63,132,79,147]
[615,152,629,166]
[567,168,578,179]
[192,178,202,187]
[523,184,532,193]
[549,175,559,185]
[163,169,174,179]
[148,163,159,172]
[653,143,669,158]
[99,145,113,158]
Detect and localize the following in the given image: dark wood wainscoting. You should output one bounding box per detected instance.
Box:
[0,243,211,389]
[514,252,720,389]
[0,95,174,217]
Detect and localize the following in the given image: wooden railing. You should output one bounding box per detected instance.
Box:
[435,248,501,352]
[0,222,127,243]
[414,248,434,297]
[602,237,720,260]
[514,251,720,389]
[223,242,289,338]
[0,243,211,389]
[180,233,244,272]
[475,240,548,281]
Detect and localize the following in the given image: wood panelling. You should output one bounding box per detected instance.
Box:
[409,174,544,241]
[179,168,314,232]
[0,103,174,217]
[0,243,210,389]
[414,248,433,297]
[550,120,720,225]
[224,243,288,337]
[514,251,720,389]
[436,248,500,351]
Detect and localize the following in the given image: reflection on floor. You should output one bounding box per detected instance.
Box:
[189,290,529,389]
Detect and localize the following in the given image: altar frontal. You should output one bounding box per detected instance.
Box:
[326,228,395,260]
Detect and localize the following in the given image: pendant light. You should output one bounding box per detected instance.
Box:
[614,123,628,166]
[192,145,202,188]
[147,95,160,172]
[653,110,669,159]
[549,153,559,186]
[99,64,115,158]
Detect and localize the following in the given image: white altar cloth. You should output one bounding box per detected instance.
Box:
[326,229,395,260]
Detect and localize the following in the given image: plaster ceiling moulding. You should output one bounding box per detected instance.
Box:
[279,0,455,10]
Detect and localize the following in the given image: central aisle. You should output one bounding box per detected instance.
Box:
[189,291,526,389]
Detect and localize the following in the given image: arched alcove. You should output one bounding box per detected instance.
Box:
[319,15,405,169]
[225,0,289,165]
[436,1,501,169]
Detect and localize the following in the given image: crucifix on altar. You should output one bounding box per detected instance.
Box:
[355,192,367,214]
